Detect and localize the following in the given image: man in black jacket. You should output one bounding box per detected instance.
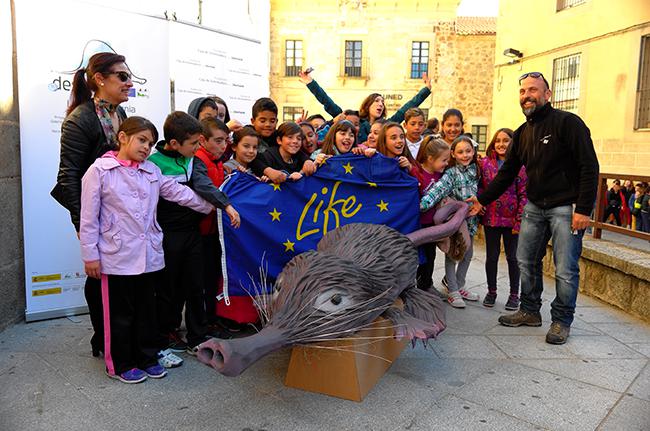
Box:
[468,72,599,345]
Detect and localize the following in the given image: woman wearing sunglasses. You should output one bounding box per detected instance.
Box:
[51,52,133,359]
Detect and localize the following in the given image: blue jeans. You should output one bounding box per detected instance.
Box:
[444,237,474,293]
[517,202,584,326]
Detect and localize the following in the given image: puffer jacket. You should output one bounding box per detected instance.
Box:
[51,100,127,231]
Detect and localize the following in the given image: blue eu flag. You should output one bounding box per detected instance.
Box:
[218,153,420,311]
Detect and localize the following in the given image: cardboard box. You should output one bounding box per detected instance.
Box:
[284,317,408,402]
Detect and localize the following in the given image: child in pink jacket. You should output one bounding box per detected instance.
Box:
[478,128,527,310]
[80,117,213,384]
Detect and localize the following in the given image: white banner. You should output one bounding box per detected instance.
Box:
[169,22,267,123]
[16,1,170,321]
[16,0,269,321]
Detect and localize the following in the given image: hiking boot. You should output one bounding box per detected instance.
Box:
[546,322,570,345]
[447,291,466,308]
[108,368,147,384]
[168,332,188,353]
[498,310,542,327]
[459,288,480,301]
[505,295,520,311]
[144,364,168,379]
[483,292,497,307]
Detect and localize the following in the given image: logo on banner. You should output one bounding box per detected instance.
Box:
[48,39,149,99]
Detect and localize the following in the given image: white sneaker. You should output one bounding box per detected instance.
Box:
[157,349,184,368]
[459,289,480,301]
[447,291,466,308]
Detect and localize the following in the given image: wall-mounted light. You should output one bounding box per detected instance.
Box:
[503,48,524,59]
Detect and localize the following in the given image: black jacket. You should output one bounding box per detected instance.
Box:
[50,100,127,231]
[479,103,599,216]
[152,141,230,232]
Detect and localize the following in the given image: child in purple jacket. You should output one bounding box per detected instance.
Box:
[80,117,213,384]
[478,128,527,310]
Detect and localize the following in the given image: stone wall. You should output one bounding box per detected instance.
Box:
[0,0,25,331]
[454,35,495,130]
[542,239,650,323]
[269,0,495,128]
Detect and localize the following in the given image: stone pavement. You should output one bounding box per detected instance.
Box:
[1,246,649,431]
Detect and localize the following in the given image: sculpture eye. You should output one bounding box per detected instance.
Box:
[313,289,352,313]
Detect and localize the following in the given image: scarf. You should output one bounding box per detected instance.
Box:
[94,98,119,149]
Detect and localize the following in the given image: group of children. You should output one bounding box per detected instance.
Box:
[80,71,527,384]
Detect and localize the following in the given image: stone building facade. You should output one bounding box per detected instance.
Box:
[269,0,496,149]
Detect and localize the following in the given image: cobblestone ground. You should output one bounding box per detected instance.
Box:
[1,246,649,431]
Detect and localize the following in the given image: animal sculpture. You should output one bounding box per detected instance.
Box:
[198,201,470,376]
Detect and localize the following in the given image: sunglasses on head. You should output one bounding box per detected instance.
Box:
[107,71,132,82]
[519,72,550,88]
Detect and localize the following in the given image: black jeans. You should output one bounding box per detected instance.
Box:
[603,205,621,226]
[156,230,207,348]
[84,276,103,353]
[103,272,159,375]
[416,241,437,290]
[484,226,520,296]
[201,233,222,325]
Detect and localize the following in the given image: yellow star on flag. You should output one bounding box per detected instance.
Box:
[269,208,282,221]
[271,183,282,191]
[377,200,389,212]
[367,182,377,187]
[283,239,295,252]
[342,162,354,174]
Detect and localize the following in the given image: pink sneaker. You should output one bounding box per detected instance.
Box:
[447,291,466,308]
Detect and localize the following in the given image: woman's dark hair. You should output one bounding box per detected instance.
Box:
[485,128,514,158]
[275,122,303,141]
[211,96,231,123]
[321,120,356,155]
[233,127,260,146]
[376,121,415,162]
[118,116,158,144]
[359,93,384,120]
[67,52,126,116]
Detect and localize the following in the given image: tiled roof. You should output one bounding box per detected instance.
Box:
[455,16,497,35]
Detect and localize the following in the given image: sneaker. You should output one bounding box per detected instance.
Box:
[546,322,570,345]
[447,291,466,308]
[459,289,480,301]
[483,292,497,307]
[157,349,183,368]
[441,276,449,289]
[498,310,542,327]
[505,295,520,311]
[108,368,147,384]
[144,364,168,379]
[216,317,243,333]
[168,332,189,353]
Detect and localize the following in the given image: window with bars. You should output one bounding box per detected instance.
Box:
[285,40,303,77]
[556,0,585,11]
[471,125,488,151]
[635,35,650,129]
[283,106,303,122]
[552,53,581,113]
[411,41,429,79]
[344,40,363,77]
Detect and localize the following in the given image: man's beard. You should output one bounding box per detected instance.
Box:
[521,97,545,116]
